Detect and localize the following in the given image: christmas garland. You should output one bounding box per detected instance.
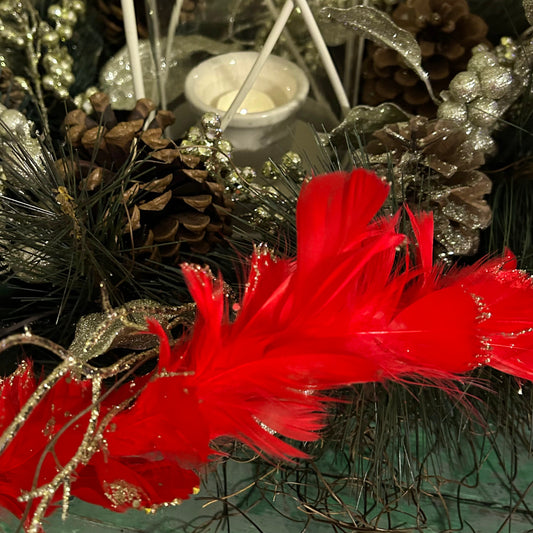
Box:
[1,0,533,531]
[1,168,533,532]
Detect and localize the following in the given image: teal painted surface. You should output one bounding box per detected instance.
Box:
[1,441,531,533]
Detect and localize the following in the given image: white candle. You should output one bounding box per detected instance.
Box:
[216,89,276,114]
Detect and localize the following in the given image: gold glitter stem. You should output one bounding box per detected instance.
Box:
[22,360,148,531]
[21,0,51,139]
[26,377,102,533]
[0,333,95,374]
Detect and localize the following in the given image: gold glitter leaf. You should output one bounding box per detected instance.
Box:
[321,5,437,104]
[68,299,186,362]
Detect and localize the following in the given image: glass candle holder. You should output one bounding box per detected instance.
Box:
[184,51,309,151]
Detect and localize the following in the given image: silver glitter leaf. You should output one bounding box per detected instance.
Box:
[69,299,188,363]
[524,0,533,25]
[0,104,49,177]
[321,5,437,103]
[328,103,410,145]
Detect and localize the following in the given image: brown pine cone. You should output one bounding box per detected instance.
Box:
[181,0,206,23]
[96,0,205,46]
[362,0,489,117]
[96,0,148,46]
[365,116,492,259]
[57,92,232,265]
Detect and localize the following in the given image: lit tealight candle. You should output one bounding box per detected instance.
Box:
[215,89,276,115]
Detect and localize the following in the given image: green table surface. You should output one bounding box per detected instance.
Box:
[1,439,532,533]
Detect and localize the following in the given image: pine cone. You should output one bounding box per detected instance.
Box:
[362,0,489,116]
[96,0,205,46]
[365,116,492,259]
[57,92,232,265]
[180,0,206,23]
[95,0,148,46]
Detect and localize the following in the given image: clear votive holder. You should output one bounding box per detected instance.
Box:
[184,51,309,151]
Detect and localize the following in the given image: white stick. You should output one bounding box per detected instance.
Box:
[121,0,146,100]
[220,0,294,131]
[165,0,183,64]
[146,0,167,109]
[294,0,350,116]
[352,34,366,106]
[264,0,328,108]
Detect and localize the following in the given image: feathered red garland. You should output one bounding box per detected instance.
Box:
[1,169,533,530]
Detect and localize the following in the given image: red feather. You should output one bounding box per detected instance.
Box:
[0,358,197,527]
[443,254,533,380]
[0,361,95,525]
[4,168,533,526]
[128,169,533,463]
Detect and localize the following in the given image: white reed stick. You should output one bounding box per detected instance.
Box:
[220,0,294,131]
[294,0,350,116]
[264,0,328,108]
[352,35,366,106]
[165,0,183,67]
[146,0,167,109]
[121,0,146,100]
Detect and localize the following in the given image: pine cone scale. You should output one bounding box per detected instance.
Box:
[180,195,212,210]
[178,212,211,232]
[182,169,208,183]
[159,243,181,258]
[140,129,171,150]
[125,205,141,233]
[141,174,173,193]
[138,190,172,211]
[153,217,179,242]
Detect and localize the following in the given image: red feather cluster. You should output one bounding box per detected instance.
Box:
[1,169,533,529]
